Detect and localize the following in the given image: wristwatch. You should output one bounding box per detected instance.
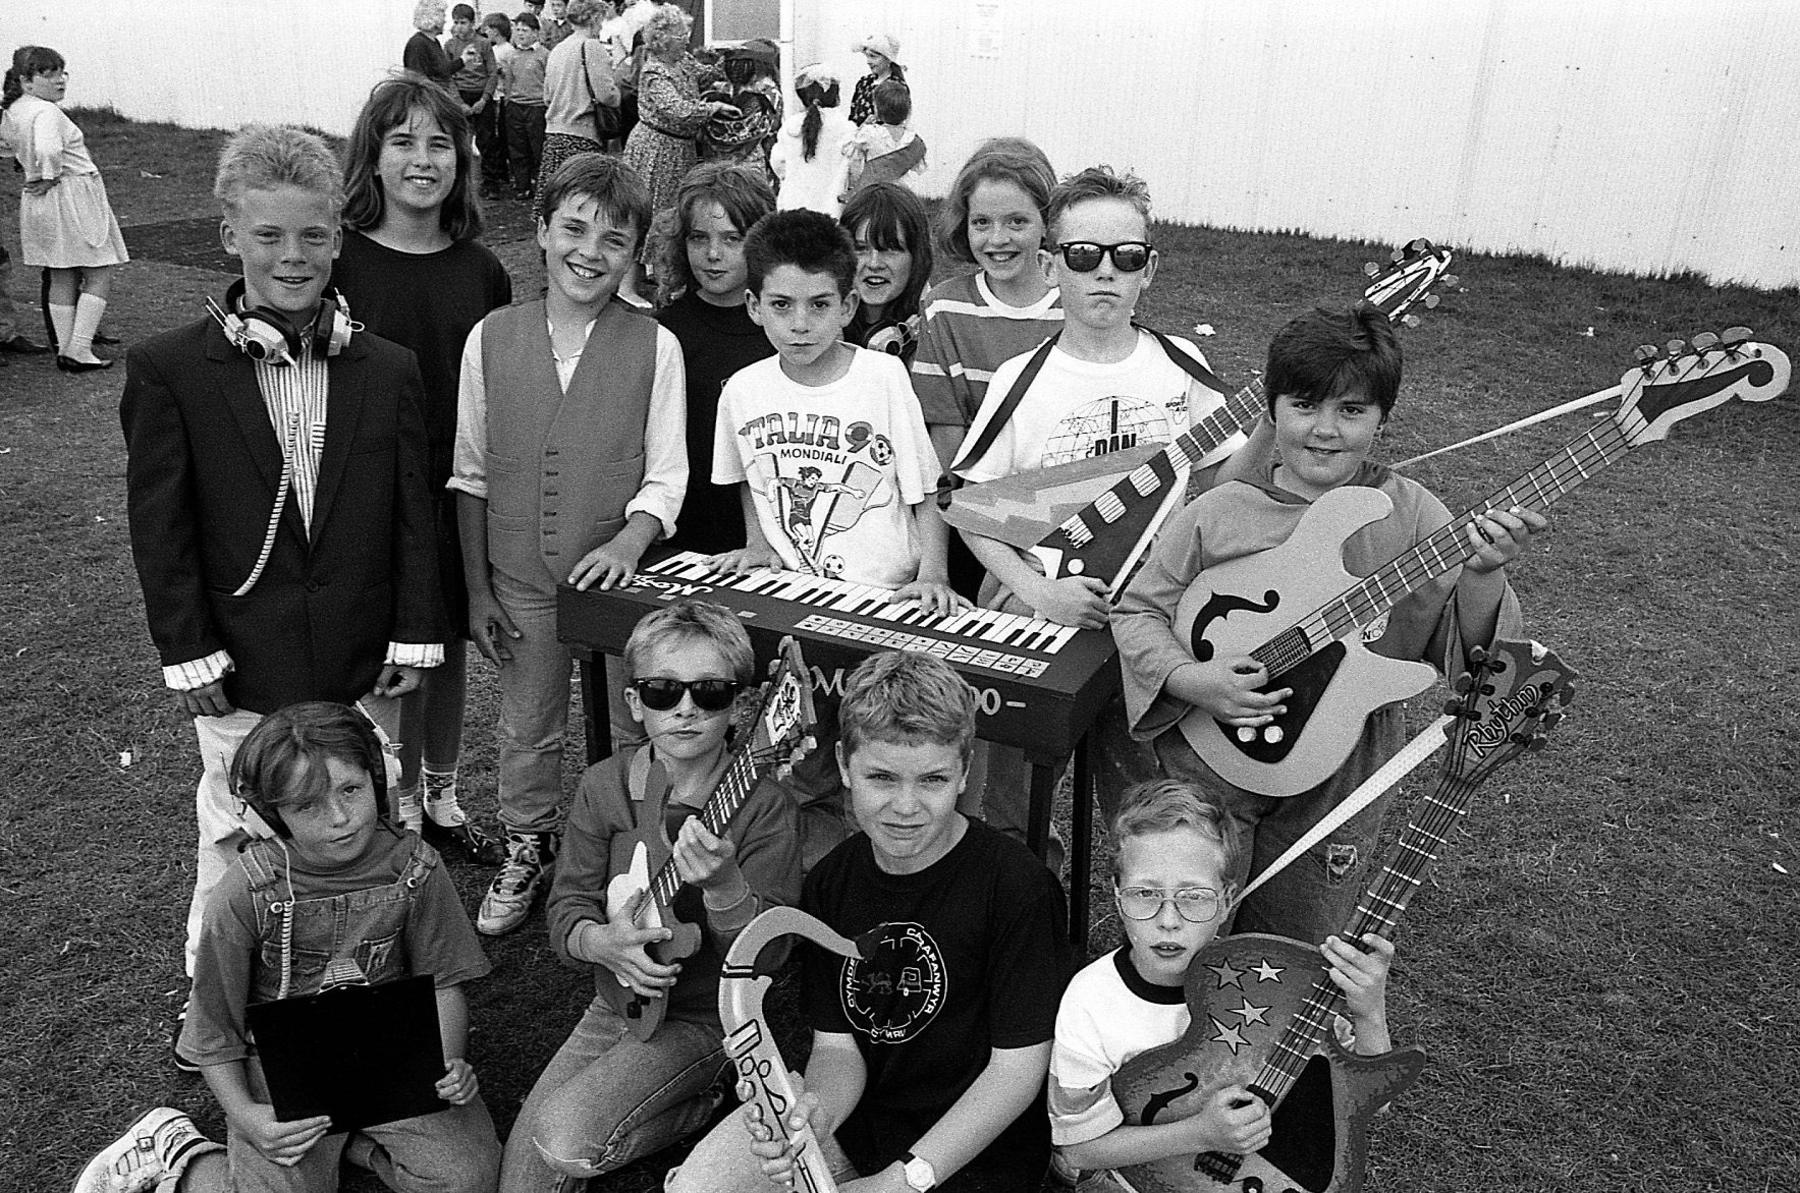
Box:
[899,1153,937,1192]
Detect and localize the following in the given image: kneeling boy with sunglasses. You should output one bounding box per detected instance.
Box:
[953,166,1246,850]
[502,597,804,1189]
[1048,780,1393,1189]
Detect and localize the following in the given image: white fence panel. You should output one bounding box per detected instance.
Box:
[11,0,1798,286]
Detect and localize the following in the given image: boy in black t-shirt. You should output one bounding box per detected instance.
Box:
[668,650,1072,1193]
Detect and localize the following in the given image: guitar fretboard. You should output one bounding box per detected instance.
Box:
[647,745,763,909]
[1248,770,1481,1103]
[1254,419,1634,677]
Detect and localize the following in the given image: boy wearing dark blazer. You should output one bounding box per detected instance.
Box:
[120,125,445,1019]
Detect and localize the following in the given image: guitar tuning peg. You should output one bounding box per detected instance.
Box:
[1442,699,1467,718]
[1721,326,1752,350]
[1408,237,1428,252]
[1401,313,1421,330]
[1424,293,1441,309]
[1453,673,1474,694]
[1691,331,1719,353]
[1391,247,1406,263]
[1363,261,1381,278]
[1440,273,1459,288]
[1527,737,1549,753]
[1633,344,1660,368]
[1666,338,1687,359]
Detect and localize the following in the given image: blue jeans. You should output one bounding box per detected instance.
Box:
[227,1056,500,1193]
[500,995,728,1191]
[1152,714,1399,948]
[488,570,636,835]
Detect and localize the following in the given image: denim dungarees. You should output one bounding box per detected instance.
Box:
[240,836,437,1003]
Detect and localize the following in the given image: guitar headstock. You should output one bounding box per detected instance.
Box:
[1361,238,1457,330]
[1440,639,1578,782]
[748,636,818,778]
[1616,330,1791,446]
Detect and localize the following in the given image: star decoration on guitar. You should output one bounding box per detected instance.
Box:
[1250,959,1284,983]
[1230,998,1271,1026]
[1206,959,1245,989]
[1208,1017,1251,1055]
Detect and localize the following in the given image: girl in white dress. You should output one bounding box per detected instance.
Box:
[0,46,128,371]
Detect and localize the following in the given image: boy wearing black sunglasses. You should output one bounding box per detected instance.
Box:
[951,166,1244,853]
[506,597,803,1189]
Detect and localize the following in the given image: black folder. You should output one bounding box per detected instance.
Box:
[246,974,445,1132]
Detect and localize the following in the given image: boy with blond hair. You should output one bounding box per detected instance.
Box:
[120,123,442,1052]
[669,650,1072,1193]
[1049,780,1394,1186]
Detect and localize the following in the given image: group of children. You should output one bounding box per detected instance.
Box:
[69,24,1547,1189]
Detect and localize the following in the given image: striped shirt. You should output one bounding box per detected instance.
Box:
[164,342,441,691]
[910,272,1063,429]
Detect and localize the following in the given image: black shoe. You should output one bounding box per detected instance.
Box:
[0,333,51,354]
[57,355,114,373]
[91,331,122,346]
[422,816,507,866]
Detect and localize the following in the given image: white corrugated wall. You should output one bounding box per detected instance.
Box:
[12,0,1798,287]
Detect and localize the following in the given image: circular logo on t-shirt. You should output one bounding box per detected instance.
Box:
[839,922,947,1043]
[1040,395,1176,468]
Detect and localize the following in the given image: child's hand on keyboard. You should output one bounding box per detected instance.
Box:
[890,579,970,618]
[706,544,784,576]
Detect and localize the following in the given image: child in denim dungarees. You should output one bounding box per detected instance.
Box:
[73,703,500,1193]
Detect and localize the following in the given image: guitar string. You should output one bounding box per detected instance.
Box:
[1249,419,1631,676]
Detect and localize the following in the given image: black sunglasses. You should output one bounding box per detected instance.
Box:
[632,677,744,712]
[1052,241,1153,273]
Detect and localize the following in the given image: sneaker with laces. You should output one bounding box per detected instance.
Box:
[477,832,556,935]
[72,1107,220,1193]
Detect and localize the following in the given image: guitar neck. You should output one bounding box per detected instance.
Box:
[1247,769,1481,1103]
[1254,420,1632,677]
[646,745,760,908]
[1168,381,1266,471]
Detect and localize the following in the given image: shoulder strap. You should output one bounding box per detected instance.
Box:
[579,42,596,105]
[402,834,440,887]
[1138,324,1227,394]
[240,839,282,893]
[950,332,1060,476]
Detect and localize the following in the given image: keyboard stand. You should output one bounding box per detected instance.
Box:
[571,648,1103,950]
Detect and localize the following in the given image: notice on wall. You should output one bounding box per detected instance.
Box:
[969,3,1003,58]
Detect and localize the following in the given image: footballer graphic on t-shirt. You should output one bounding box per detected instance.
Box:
[738,413,894,577]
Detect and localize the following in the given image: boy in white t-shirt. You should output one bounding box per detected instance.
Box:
[708,207,966,865]
[708,208,959,605]
[1050,780,1394,1190]
[952,165,1242,849]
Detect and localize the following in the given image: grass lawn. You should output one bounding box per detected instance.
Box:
[2,112,1796,1193]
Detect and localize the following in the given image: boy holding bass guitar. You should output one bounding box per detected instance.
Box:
[1111,304,1544,946]
[500,600,805,1190]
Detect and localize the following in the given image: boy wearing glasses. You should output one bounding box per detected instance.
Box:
[1048,780,1393,1183]
[954,166,1242,849]
[502,598,802,1189]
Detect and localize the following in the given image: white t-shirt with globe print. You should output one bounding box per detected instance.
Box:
[713,347,939,588]
[956,329,1235,484]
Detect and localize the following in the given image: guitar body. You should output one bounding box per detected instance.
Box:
[600,838,704,1041]
[944,445,1162,550]
[1173,487,1437,798]
[1113,934,1426,1193]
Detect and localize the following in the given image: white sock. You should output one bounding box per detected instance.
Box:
[69,293,107,360]
[423,769,467,826]
[394,785,424,833]
[48,302,75,352]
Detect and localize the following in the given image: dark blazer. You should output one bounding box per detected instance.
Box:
[121,315,445,715]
